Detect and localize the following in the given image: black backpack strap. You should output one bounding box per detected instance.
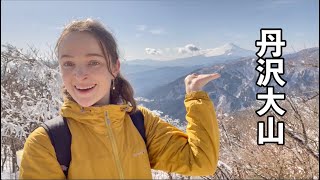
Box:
[129,110,147,144]
[41,116,71,178]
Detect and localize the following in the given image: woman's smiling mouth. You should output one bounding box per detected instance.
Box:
[75,84,97,94]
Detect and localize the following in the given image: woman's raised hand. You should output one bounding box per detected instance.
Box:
[184,73,220,94]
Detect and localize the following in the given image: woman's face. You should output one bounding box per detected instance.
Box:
[58,31,119,107]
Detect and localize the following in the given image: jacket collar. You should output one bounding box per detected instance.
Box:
[60,99,133,133]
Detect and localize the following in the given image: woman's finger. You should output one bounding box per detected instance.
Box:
[197,73,220,82]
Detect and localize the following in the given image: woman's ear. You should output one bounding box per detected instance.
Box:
[112,59,121,78]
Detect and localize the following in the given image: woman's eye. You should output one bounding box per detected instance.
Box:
[89,61,100,66]
[63,62,74,67]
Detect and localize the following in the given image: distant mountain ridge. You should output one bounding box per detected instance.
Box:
[124,43,255,68]
[122,43,256,96]
[139,47,319,121]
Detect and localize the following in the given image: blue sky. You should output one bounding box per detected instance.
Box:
[1,0,319,60]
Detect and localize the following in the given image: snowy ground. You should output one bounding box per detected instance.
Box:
[1,171,19,179]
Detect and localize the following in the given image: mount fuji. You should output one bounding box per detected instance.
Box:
[201,43,255,57]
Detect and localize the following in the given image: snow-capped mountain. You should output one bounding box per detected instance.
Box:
[201,43,255,57]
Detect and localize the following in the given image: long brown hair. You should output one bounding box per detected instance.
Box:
[55,18,137,113]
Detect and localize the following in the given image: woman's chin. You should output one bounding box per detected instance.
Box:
[75,99,95,107]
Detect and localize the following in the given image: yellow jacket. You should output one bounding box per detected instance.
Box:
[19,91,219,179]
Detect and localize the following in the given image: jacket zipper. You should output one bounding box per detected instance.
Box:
[105,112,125,179]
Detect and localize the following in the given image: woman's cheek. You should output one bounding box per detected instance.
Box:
[61,70,73,85]
[61,67,74,77]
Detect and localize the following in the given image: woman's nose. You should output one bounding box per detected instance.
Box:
[74,66,88,80]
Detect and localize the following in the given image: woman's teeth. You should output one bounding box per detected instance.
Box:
[76,85,96,90]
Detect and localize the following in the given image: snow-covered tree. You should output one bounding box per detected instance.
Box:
[1,44,63,173]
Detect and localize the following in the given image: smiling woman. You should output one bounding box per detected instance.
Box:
[57,31,120,107]
[55,20,133,110]
[18,18,220,179]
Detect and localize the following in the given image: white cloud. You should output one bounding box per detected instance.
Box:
[136,25,147,31]
[186,44,200,52]
[178,47,188,54]
[144,44,203,60]
[145,48,162,55]
[178,44,200,54]
[135,25,165,37]
[149,28,165,35]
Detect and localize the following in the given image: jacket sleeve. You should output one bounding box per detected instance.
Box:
[19,127,65,179]
[140,91,220,176]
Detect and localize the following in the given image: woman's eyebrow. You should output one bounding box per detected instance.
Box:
[85,53,104,58]
[60,53,104,59]
[60,54,73,59]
